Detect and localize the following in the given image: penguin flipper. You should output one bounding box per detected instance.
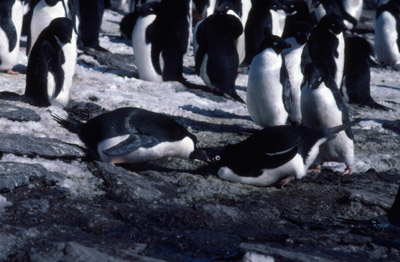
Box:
[260,145,298,169]
[280,57,292,114]
[0,20,17,52]
[102,134,159,156]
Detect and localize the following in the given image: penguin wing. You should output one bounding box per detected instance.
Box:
[0,19,17,52]
[249,145,299,173]
[280,57,292,114]
[194,21,207,75]
[102,134,159,156]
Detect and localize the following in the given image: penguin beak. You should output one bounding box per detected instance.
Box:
[190,149,211,163]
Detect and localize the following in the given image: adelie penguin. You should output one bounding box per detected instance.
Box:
[308,13,346,89]
[312,0,358,30]
[212,118,362,186]
[301,63,356,175]
[342,36,391,111]
[195,5,245,103]
[0,0,24,75]
[375,0,400,69]
[24,17,76,108]
[52,107,209,165]
[246,34,292,127]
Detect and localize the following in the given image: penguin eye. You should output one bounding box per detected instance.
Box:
[215,155,221,161]
[150,8,153,11]
[273,5,277,8]
[290,4,294,8]
[273,41,278,46]
[318,77,322,81]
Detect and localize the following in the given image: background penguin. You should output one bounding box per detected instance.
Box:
[342,0,363,30]
[78,0,105,51]
[282,0,315,39]
[212,119,361,186]
[0,0,24,75]
[52,107,209,164]
[301,63,356,175]
[242,0,286,67]
[282,21,313,125]
[246,34,292,127]
[375,0,400,69]
[342,36,391,110]
[24,18,76,108]
[308,13,346,89]
[312,0,358,30]
[195,7,244,102]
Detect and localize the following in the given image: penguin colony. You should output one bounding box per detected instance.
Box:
[0,0,395,187]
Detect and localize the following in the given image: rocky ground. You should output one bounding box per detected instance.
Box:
[0,3,400,262]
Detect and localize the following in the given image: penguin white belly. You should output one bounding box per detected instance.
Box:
[247,50,288,127]
[98,135,194,164]
[30,1,65,52]
[313,4,326,22]
[375,12,400,65]
[270,10,286,37]
[47,72,56,99]
[334,33,345,88]
[301,85,354,166]
[132,15,162,82]
[51,33,78,108]
[282,37,305,124]
[218,154,306,186]
[200,54,217,90]
[207,0,216,16]
[0,1,24,70]
[236,33,246,64]
[343,0,363,29]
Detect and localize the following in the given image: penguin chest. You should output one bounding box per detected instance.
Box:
[132,15,162,82]
[270,9,286,37]
[334,33,345,88]
[343,0,363,21]
[97,135,195,164]
[217,154,307,186]
[375,12,400,65]
[319,130,354,165]
[247,51,287,127]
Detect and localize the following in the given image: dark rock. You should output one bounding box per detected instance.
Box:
[0,162,65,193]
[383,120,400,136]
[0,133,85,160]
[0,103,41,122]
[88,161,177,202]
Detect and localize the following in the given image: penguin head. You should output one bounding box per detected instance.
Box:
[320,14,346,34]
[215,0,242,17]
[294,21,313,45]
[47,18,73,44]
[136,2,160,16]
[285,1,309,16]
[186,134,210,162]
[260,34,291,54]
[303,63,331,90]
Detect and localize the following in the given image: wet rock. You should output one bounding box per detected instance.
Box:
[0,103,41,122]
[0,233,16,261]
[0,133,85,160]
[0,162,65,193]
[88,161,177,202]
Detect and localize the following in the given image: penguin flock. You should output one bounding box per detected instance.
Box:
[0,0,397,187]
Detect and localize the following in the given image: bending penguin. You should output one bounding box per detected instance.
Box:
[342,36,391,110]
[375,0,400,69]
[0,0,24,75]
[24,17,76,108]
[212,118,362,186]
[301,63,356,175]
[246,34,292,127]
[52,107,209,164]
[195,5,244,103]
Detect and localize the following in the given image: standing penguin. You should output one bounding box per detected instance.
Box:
[312,0,358,29]
[282,21,313,125]
[242,0,286,66]
[301,63,356,174]
[246,34,292,127]
[24,18,76,108]
[342,36,391,110]
[0,0,24,75]
[195,7,244,102]
[375,0,400,69]
[308,13,346,89]
[212,119,361,186]
[52,107,209,164]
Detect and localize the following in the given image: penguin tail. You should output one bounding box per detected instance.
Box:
[368,100,393,111]
[51,113,82,134]
[325,118,364,137]
[229,92,245,104]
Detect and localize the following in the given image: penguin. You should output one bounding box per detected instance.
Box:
[342,0,363,30]
[246,34,292,127]
[282,0,315,39]
[282,21,313,125]
[342,36,391,110]
[242,0,287,66]
[375,0,400,69]
[301,63,355,175]
[195,7,244,103]
[312,0,358,29]
[28,0,79,54]
[212,119,362,186]
[0,0,24,75]
[24,17,76,108]
[52,107,209,164]
[308,13,346,89]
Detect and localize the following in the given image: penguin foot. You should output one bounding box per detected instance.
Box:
[278,176,296,188]
[342,166,352,175]
[5,69,19,75]
[307,165,322,174]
